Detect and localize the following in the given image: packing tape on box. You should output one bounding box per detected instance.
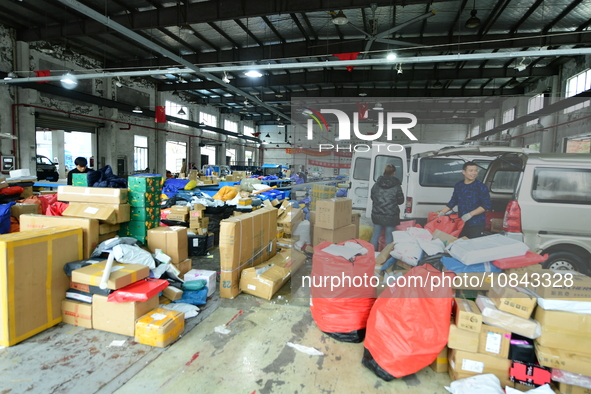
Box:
[220,239,275,274]
[88,267,143,286]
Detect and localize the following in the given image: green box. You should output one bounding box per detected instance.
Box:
[130,206,161,222]
[128,191,161,208]
[128,175,162,193]
[118,220,160,238]
[72,173,89,187]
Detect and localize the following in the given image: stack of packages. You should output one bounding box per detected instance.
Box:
[146,226,191,278]
[276,200,304,250]
[311,198,356,247]
[187,204,213,257]
[309,184,336,212]
[308,205,361,249]
[258,189,286,207]
[529,268,591,394]
[118,175,162,244]
[64,258,184,348]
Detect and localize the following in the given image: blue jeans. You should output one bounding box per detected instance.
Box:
[370,224,395,252]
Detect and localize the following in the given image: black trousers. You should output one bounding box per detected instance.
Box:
[460,224,485,239]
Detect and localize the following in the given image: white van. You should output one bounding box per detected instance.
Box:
[420,147,591,273]
[350,143,494,222]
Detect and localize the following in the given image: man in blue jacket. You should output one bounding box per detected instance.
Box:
[438,161,492,238]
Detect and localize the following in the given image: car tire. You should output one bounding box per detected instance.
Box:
[50,172,59,182]
[542,251,586,273]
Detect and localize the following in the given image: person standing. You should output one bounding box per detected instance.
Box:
[369,164,404,252]
[67,157,91,185]
[438,161,492,238]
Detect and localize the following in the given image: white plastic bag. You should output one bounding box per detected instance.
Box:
[407,227,433,242]
[390,241,423,266]
[445,374,504,394]
[112,244,156,269]
[159,303,199,319]
[417,238,445,256]
[293,220,311,251]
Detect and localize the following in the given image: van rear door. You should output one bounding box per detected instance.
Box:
[366,143,407,218]
[349,148,373,209]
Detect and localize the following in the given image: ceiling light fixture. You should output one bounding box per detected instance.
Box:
[132,106,143,113]
[222,71,231,84]
[115,77,123,88]
[278,123,285,127]
[3,72,17,81]
[177,108,186,116]
[39,42,55,54]
[332,10,348,25]
[245,70,262,78]
[359,92,368,97]
[433,80,443,88]
[465,0,481,29]
[396,64,403,74]
[60,72,78,89]
[514,57,529,72]
[387,52,397,61]
[373,102,383,111]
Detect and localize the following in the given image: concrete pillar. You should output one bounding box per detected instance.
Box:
[52,130,66,178]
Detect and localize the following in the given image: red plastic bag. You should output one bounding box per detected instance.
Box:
[0,186,23,195]
[46,201,69,216]
[38,194,58,215]
[395,220,416,231]
[9,217,19,233]
[424,215,464,237]
[310,240,376,341]
[492,251,548,269]
[363,265,453,378]
[107,279,169,303]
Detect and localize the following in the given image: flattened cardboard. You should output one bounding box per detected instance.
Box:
[92,294,158,337]
[19,214,98,259]
[61,299,92,328]
[57,186,128,204]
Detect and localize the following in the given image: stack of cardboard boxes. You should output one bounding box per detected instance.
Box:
[187,204,213,256]
[276,201,304,248]
[309,184,336,212]
[312,198,356,246]
[118,175,162,244]
[146,226,191,276]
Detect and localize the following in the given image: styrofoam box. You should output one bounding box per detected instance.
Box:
[183,269,216,297]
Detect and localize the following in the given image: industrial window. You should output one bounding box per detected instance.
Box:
[244,125,254,136]
[526,94,544,126]
[564,69,591,114]
[165,100,188,128]
[501,108,515,134]
[485,118,495,131]
[533,168,591,204]
[224,120,238,133]
[471,125,480,137]
[134,135,148,172]
[490,170,521,193]
[200,112,217,128]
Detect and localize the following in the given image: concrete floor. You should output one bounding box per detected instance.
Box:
[0,248,452,394]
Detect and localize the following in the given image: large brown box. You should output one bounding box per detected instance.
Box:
[99,222,121,235]
[489,284,537,319]
[19,214,99,259]
[534,305,591,352]
[479,324,511,359]
[62,203,117,224]
[71,261,150,290]
[57,186,128,204]
[219,207,277,299]
[535,344,591,376]
[351,211,361,238]
[315,198,352,230]
[532,271,591,300]
[313,224,356,246]
[10,203,39,218]
[448,323,479,352]
[92,294,158,336]
[277,208,304,234]
[448,349,512,383]
[454,298,482,333]
[558,382,591,394]
[0,227,83,346]
[147,226,188,264]
[61,299,92,328]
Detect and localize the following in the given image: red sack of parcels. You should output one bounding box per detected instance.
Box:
[46,201,69,216]
[395,220,416,231]
[310,240,376,343]
[424,214,464,237]
[38,194,58,214]
[492,250,548,269]
[0,186,23,195]
[107,279,169,302]
[362,264,453,380]
[427,211,460,223]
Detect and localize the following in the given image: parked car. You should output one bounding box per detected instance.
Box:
[36,155,59,181]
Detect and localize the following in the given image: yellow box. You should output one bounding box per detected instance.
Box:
[135,308,185,347]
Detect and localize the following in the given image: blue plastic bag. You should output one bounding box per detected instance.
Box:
[441,256,502,273]
[173,287,208,306]
[0,202,15,234]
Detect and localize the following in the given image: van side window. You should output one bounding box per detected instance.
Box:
[353,157,371,181]
[374,155,403,181]
[490,171,520,193]
[532,168,591,204]
[418,158,490,187]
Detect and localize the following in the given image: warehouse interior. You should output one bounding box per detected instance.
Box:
[0,1,591,393]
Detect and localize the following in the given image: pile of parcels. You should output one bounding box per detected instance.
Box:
[302,221,591,393]
[308,198,361,248]
[0,223,217,348]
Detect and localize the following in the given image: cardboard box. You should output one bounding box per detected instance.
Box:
[92,294,158,337]
[173,258,192,276]
[490,285,537,319]
[162,286,183,301]
[315,198,352,230]
[128,191,161,208]
[184,269,216,297]
[167,212,188,222]
[131,206,161,222]
[476,295,541,339]
[10,203,39,218]
[61,299,92,328]
[535,344,591,377]
[277,208,304,235]
[219,208,277,299]
[535,326,591,353]
[170,205,190,213]
[99,222,121,235]
[351,211,361,238]
[558,382,591,394]
[240,249,307,300]
[71,261,150,290]
[429,347,449,372]
[19,214,99,260]
[135,308,184,347]
[98,231,118,243]
[128,175,162,193]
[532,272,591,301]
[277,237,299,249]
[479,324,511,359]
[376,242,395,266]
[0,177,8,189]
[147,226,188,264]
[313,224,356,246]
[491,218,503,233]
[63,203,117,224]
[454,298,483,333]
[57,186,128,204]
[0,227,83,346]
[20,186,33,199]
[432,229,458,246]
[534,308,591,335]
[448,323,480,353]
[448,349,512,382]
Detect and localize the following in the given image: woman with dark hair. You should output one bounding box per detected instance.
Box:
[369,164,405,252]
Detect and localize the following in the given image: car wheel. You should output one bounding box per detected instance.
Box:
[51,172,59,182]
[542,251,586,273]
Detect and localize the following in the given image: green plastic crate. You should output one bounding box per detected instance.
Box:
[128,175,163,193]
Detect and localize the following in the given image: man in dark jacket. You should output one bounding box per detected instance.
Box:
[66,157,92,185]
[369,164,405,252]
